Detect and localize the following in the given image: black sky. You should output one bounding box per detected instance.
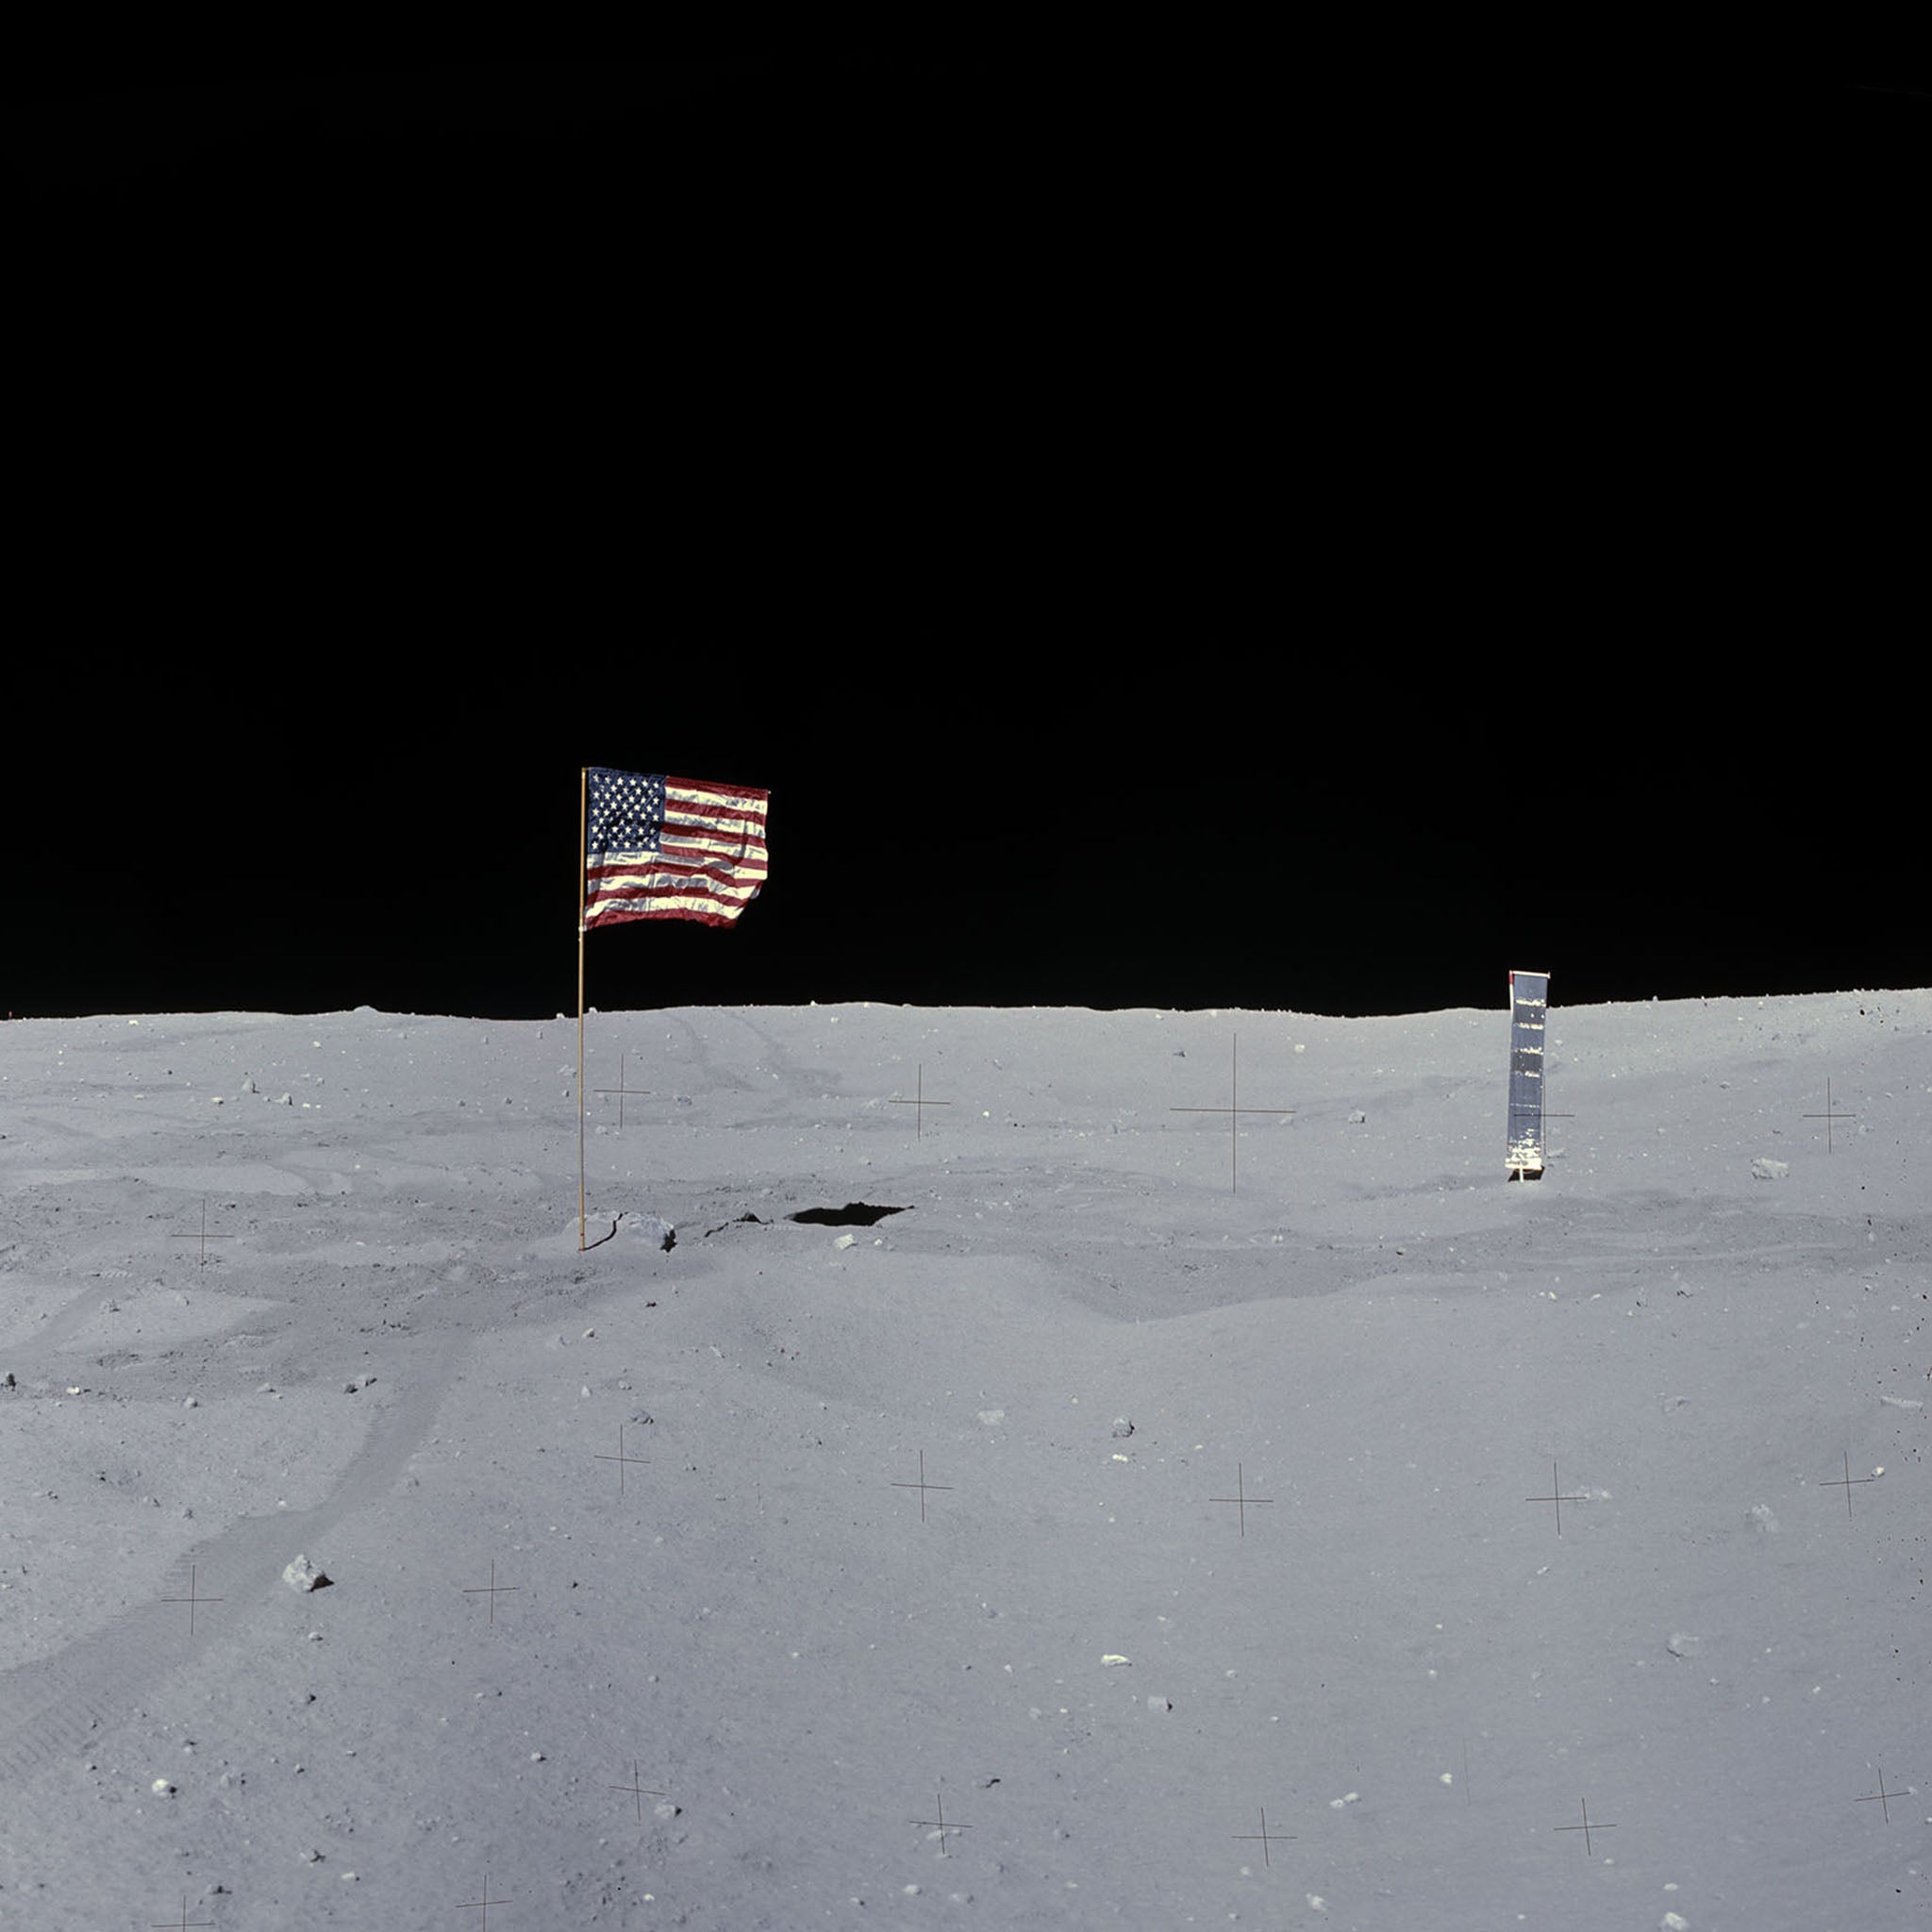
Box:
[9,58,1924,1022]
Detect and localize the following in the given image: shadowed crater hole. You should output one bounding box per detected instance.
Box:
[788,1204,909,1227]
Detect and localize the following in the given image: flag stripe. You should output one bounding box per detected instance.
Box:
[583,769,769,931]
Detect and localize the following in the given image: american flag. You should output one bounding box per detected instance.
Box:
[582,769,770,930]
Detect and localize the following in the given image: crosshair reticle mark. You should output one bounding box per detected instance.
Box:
[608,1760,668,1824]
[456,1866,511,1926]
[1819,1449,1876,1519]
[910,1788,972,1853]
[150,1564,223,1636]
[595,1424,650,1495]
[1172,1032,1292,1192]
[1209,1462,1274,1538]
[1856,1766,1907,1824]
[149,1894,214,1931]
[593,1051,650,1127]
[462,1559,520,1624]
[1231,1805,1295,1867]
[889,1062,953,1138]
[1525,1460,1589,1536]
[1803,1075,1857,1151]
[1553,1796,1618,1856]
[170,1196,235,1267]
[891,1450,954,1523]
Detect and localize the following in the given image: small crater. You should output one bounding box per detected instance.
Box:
[789,1204,909,1227]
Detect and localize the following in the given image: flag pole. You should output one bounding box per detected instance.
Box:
[577,765,588,1252]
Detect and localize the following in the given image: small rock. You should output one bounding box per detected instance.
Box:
[613,1210,675,1251]
[283,1555,331,1592]
[152,1778,175,1796]
[1751,1158,1789,1181]
[1110,1418,1134,1440]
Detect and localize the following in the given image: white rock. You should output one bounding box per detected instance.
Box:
[614,1210,675,1250]
[1750,1158,1789,1181]
[152,1778,175,1795]
[283,1555,330,1592]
